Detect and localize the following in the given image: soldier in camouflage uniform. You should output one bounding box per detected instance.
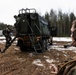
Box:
[70,20,76,46]
[57,59,76,75]
[58,20,76,75]
[2,26,12,47]
[64,20,76,48]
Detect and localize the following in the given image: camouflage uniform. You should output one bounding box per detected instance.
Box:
[71,28,76,47]
[57,60,76,75]
[2,27,12,47]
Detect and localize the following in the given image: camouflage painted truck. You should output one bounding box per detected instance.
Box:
[0,8,52,53]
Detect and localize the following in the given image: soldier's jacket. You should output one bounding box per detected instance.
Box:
[2,28,11,37]
[72,28,76,39]
[57,60,76,75]
[67,66,76,75]
[71,29,76,47]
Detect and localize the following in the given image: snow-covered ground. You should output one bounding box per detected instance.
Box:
[49,37,76,51]
[53,37,72,42]
[49,37,76,53]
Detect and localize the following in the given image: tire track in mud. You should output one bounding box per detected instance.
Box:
[0,54,36,75]
[0,51,53,75]
[0,60,20,75]
[11,58,36,75]
[5,57,38,75]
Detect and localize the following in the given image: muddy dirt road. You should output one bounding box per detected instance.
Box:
[0,41,76,75]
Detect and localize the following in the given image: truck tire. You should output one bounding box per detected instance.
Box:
[17,39,26,52]
[20,46,26,52]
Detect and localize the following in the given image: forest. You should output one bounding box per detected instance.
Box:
[0,9,76,37]
[0,22,12,30]
[44,9,76,37]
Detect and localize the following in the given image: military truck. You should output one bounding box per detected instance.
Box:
[0,8,52,53]
[14,8,51,53]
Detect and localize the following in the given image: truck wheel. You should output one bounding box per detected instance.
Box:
[17,39,26,52]
[42,39,47,51]
[20,46,26,52]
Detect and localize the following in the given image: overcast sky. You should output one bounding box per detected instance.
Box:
[0,0,76,25]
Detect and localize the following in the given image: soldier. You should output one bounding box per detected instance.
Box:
[57,57,76,75]
[70,20,76,46]
[64,20,76,48]
[2,26,12,47]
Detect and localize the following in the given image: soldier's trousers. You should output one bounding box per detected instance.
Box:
[6,36,12,47]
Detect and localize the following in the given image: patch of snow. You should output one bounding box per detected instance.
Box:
[0,40,6,44]
[0,36,14,39]
[32,59,44,66]
[43,56,49,59]
[53,37,72,42]
[29,53,33,57]
[64,54,67,57]
[48,45,76,51]
[16,58,25,62]
[14,48,19,50]
[0,36,5,39]
[46,59,55,63]
[34,63,44,67]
